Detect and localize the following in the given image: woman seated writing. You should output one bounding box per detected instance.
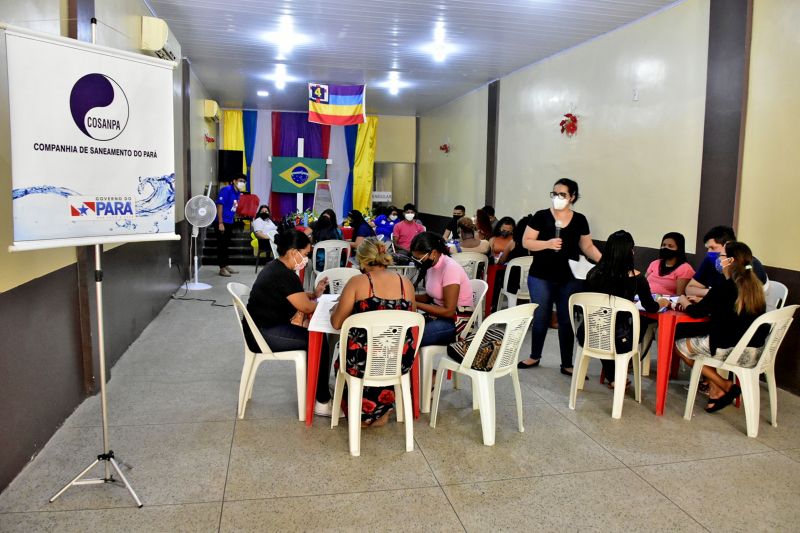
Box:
[448,217,490,255]
[246,230,336,416]
[330,238,417,427]
[675,241,768,412]
[583,230,668,388]
[488,216,516,264]
[410,232,474,347]
[645,232,695,296]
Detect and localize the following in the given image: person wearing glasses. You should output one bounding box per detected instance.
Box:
[518,178,602,376]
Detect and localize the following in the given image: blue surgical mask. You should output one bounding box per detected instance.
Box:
[714,256,724,274]
[706,251,720,263]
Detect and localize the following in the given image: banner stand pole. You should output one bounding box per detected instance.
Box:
[49,244,143,507]
[49,19,142,507]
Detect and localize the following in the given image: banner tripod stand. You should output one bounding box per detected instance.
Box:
[49,244,142,507]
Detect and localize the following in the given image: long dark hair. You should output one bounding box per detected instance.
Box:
[587,230,635,295]
[347,210,373,241]
[320,209,338,228]
[312,213,337,243]
[658,231,688,276]
[475,209,492,238]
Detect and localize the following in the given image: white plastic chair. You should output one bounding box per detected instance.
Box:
[227,283,307,421]
[419,279,488,413]
[429,303,536,446]
[254,229,279,274]
[497,256,533,310]
[452,252,489,281]
[331,310,425,456]
[764,280,789,312]
[569,293,642,419]
[387,264,419,284]
[318,267,360,295]
[684,305,798,437]
[311,240,351,288]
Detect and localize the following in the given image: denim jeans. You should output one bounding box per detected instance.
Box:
[259,323,331,403]
[420,318,456,347]
[527,275,583,369]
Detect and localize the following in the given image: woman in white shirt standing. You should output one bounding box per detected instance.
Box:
[252,204,277,259]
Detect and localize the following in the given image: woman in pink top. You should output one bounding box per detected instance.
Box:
[410,232,473,346]
[645,232,695,296]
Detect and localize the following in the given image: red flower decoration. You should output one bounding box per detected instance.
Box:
[377,389,395,404]
[439,143,451,154]
[559,113,579,137]
[362,398,377,413]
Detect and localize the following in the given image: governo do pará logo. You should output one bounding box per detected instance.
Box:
[69,73,129,141]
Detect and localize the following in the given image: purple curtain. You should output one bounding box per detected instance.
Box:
[274,112,327,214]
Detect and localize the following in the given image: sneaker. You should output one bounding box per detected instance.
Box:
[225,266,240,274]
[219,268,231,277]
[314,400,344,418]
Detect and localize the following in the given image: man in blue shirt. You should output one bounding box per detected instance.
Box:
[686,225,767,298]
[216,174,246,277]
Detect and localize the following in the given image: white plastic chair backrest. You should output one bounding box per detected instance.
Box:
[457,279,488,340]
[502,256,533,296]
[458,303,536,373]
[452,252,489,280]
[568,292,640,357]
[318,267,360,295]
[313,240,351,274]
[266,229,279,259]
[339,310,426,381]
[227,282,275,356]
[723,304,798,372]
[764,280,789,312]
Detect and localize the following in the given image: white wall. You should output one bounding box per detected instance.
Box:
[496,0,709,251]
[188,69,217,199]
[417,87,488,215]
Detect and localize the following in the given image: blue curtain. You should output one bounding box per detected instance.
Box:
[242,110,258,187]
[342,124,358,216]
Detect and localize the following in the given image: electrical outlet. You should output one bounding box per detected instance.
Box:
[168,257,173,268]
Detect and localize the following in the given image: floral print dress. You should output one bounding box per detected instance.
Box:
[335,273,417,425]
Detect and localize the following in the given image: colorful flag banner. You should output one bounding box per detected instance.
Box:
[308,83,366,126]
[271,156,327,193]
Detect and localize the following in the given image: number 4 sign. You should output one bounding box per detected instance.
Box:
[308,83,329,103]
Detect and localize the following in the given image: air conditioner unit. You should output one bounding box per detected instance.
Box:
[141,16,179,61]
[203,100,219,121]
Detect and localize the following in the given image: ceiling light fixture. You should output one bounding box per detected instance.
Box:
[382,71,408,96]
[421,20,455,63]
[257,90,269,97]
[263,15,310,60]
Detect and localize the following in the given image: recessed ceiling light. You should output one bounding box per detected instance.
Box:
[257,90,269,97]
[421,20,456,62]
[263,15,310,59]
[381,71,408,96]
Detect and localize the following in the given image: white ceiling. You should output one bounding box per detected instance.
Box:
[149,0,678,116]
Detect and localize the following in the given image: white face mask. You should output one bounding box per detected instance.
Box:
[293,250,309,272]
[404,213,415,221]
[236,181,246,191]
[552,197,569,210]
[389,214,398,221]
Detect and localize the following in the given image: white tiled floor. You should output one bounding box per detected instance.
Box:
[2,266,799,532]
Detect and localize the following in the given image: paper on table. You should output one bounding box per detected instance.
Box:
[568,256,594,280]
[308,294,341,333]
[635,296,679,312]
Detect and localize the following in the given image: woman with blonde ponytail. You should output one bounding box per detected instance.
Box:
[675,241,768,413]
[330,238,417,427]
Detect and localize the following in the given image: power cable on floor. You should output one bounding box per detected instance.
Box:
[169,250,232,307]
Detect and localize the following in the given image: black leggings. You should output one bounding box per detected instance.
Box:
[259,323,331,403]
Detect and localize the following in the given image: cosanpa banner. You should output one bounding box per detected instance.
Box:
[3,26,177,250]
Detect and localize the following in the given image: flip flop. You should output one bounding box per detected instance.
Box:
[705,384,741,413]
[517,359,540,369]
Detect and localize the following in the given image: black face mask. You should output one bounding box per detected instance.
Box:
[500,230,512,237]
[453,214,463,220]
[258,212,269,220]
[659,247,678,260]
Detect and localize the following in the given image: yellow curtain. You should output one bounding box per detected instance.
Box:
[222,110,247,173]
[352,116,378,213]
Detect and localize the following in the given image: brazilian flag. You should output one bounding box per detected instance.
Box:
[271,157,326,193]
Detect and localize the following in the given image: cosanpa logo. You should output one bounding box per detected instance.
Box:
[69,73,129,141]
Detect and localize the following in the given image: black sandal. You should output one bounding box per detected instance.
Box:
[517,359,540,369]
[561,366,588,380]
[705,384,741,413]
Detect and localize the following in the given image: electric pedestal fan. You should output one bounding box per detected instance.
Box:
[184,194,217,290]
